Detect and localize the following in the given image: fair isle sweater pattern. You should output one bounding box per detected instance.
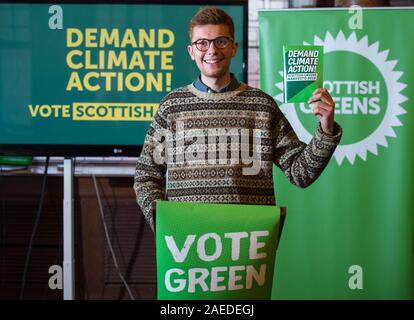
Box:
[134,83,342,230]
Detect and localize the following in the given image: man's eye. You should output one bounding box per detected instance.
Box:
[197,40,209,47]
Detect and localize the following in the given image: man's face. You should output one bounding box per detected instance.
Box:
[187,24,238,81]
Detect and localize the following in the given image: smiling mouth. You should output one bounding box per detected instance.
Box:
[203,59,223,64]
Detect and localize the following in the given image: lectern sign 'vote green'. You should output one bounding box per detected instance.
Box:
[156,201,281,300]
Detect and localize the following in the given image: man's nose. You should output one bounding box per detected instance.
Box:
[206,41,219,54]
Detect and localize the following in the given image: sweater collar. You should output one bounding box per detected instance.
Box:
[193,73,240,93]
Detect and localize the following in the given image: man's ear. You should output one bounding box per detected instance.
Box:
[187,45,195,61]
[231,41,239,58]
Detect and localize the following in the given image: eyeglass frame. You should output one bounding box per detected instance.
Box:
[190,36,235,52]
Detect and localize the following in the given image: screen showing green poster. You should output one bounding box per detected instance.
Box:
[259,8,413,299]
[156,201,282,300]
[0,3,245,155]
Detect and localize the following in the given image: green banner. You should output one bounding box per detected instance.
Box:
[156,201,281,300]
[259,8,413,299]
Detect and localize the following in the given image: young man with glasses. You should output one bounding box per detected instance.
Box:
[134,7,342,232]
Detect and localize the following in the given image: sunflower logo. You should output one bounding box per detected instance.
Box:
[273,31,408,165]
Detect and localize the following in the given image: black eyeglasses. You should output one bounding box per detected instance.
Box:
[190,36,234,52]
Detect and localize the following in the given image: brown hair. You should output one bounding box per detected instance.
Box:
[188,7,235,40]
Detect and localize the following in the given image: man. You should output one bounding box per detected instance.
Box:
[134,7,342,232]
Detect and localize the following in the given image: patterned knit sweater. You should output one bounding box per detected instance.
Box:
[134,83,342,230]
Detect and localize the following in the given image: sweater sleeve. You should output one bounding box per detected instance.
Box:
[133,105,168,231]
[273,112,342,188]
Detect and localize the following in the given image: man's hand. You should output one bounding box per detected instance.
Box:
[308,88,335,135]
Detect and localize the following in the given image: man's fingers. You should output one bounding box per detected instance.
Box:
[312,88,325,95]
[311,90,336,135]
[308,92,333,105]
[308,92,329,103]
[311,88,329,99]
[308,93,325,104]
[309,88,334,105]
[312,104,331,117]
[312,105,321,116]
[315,102,333,112]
